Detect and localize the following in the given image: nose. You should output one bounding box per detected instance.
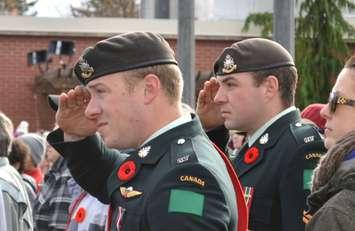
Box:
[85,98,101,120]
[214,87,227,104]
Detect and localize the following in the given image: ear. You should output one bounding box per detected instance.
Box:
[262,75,279,101]
[142,74,160,105]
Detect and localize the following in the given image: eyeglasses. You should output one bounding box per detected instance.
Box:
[328,91,355,113]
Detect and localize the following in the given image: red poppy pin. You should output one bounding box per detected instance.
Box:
[75,207,86,223]
[244,147,260,164]
[117,160,136,181]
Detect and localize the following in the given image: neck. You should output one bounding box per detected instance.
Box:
[249,101,287,135]
[137,102,182,147]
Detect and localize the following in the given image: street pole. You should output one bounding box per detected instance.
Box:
[178,0,195,107]
[273,0,295,57]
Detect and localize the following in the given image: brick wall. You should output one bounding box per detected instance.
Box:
[0,34,233,132]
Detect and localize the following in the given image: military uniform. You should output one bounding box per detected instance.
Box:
[233,110,325,231]
[48,116,239,231]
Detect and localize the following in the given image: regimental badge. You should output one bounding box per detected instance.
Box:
[138,146,151,158]
[120,186,143,199]
[222,54,237,74]
[78,58,94,79]
[259,133,269,145]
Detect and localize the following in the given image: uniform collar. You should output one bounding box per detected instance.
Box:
[137,113,201,165]
[247,106,297,147]
[140,113,192,147]
[236,110,301,177]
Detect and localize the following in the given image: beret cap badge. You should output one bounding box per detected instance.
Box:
[79,58,94,79]
[222,54,237,74]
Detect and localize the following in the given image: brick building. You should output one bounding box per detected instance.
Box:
[0,16,354,132]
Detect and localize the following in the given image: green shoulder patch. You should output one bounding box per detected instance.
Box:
[303,169,313,190]
[168,189,205,216]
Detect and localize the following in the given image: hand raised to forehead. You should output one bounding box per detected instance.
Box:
[196,77,225,131]
[56,85,98,140]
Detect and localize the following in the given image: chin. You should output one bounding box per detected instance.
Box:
[324,138,334,150]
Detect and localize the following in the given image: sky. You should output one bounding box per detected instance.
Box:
[29,0,84,17]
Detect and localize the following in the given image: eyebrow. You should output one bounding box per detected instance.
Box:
[87,82,104,90]
[219,76,237,83]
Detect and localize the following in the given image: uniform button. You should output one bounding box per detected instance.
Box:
[177,138,186,144]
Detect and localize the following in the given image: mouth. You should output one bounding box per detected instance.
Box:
[220,110,230,117]
[97,122,108,130]
[324,127,332,136]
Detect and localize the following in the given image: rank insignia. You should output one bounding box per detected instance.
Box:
[222,54,237,74]
[304,136,314,143]
[138,146,151,158]
[177,154,189,164]
[78,58,94,79]
[259,133,269,144]
[120,186,143,198]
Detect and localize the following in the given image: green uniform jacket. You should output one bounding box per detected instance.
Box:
[48,116,238,231]
[233,110,326,231]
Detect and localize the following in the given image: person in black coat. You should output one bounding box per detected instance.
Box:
[197,38,326,231]
[46,32,248,231]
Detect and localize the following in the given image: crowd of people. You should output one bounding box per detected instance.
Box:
[0,31,354,231]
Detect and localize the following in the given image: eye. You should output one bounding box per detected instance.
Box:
[224,81,236,88]
[94,88,106,94]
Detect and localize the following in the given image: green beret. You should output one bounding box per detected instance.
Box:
[213,38,295,76]
[74,32,178,85]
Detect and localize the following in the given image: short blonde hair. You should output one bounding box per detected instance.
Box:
[122,64,183,104]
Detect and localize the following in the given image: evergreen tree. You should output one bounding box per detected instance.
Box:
[242,12,273,38]
[296,0,355,107]
[0,0,36,15]
[71,0,138,18]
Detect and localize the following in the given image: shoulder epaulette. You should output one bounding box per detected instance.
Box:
[290,121,324,146]
[170,137,198,166]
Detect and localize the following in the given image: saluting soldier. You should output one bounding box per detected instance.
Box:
[197,38,326,231]
[46,32,248,231]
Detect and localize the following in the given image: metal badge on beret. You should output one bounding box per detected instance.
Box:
[78,58,94,79]
[222,54,237,74]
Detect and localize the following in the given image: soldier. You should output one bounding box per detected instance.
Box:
[46,32,247,231]
[197,38,326,231]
